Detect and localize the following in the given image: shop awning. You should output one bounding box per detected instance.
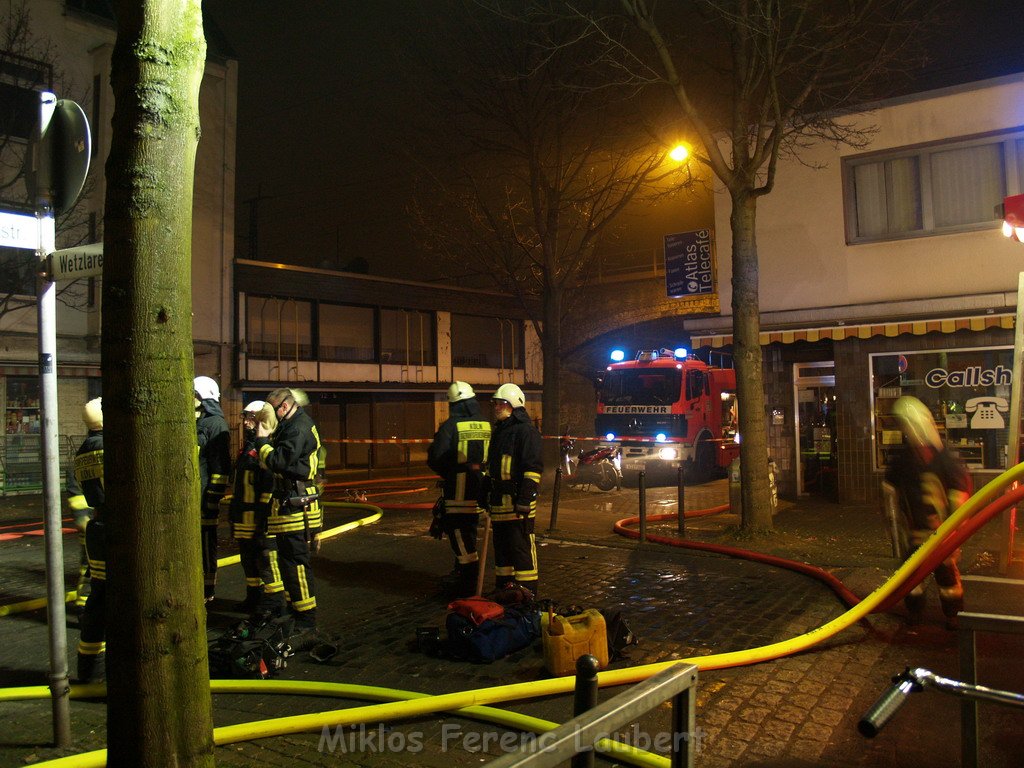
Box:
[691,313,1014,349]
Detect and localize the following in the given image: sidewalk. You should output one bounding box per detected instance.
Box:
[1,478,1022,766]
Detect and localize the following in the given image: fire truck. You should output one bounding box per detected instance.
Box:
[595,347,740,483]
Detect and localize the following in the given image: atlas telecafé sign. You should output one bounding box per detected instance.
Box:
[664,229,720,314]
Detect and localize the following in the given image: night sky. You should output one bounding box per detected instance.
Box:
[205,1,1024,281]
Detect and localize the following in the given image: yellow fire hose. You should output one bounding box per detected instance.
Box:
[0,501,382,618]
[8,465,1024,767]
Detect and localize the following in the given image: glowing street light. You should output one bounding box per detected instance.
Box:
[669,144,690,163]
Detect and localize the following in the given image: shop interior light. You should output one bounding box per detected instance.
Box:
[610,349,626,362]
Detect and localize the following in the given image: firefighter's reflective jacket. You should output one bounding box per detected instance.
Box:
[485,407,543,521]
[230,439,275,538]
[196,399,231,516]
[73,430,105,579]
[257,407,323,534]
[428,398,491,511]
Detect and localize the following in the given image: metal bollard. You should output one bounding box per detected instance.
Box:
[638,470,647,542]
[572,654,600,768]
[549,466,562,532]
[677,464,686,536]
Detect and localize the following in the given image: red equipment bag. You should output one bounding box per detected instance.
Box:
[447,596,505,626]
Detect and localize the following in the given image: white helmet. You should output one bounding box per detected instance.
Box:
[493,383,525,409]
[447,381,475,404]
[243,400,266,414]
[83,398,103,431]
[892,396,941,451]
[193,375,220,401]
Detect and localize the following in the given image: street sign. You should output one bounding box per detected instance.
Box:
[0,210,54,251]
[46,242,103,281]
[25,94,91,215]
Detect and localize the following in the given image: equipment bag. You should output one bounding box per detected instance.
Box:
[445,607,540,663]
[447,596,505,625]
[208,619,293,679]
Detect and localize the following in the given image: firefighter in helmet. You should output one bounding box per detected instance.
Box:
[74,397,106,682]
[884,395,972,628]
[229,401,283,613]
[255,387,324,647]
[428,381,491,597]
[484,383,543,596]
[194,375,231,602]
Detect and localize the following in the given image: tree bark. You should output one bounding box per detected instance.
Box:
[730,192,773,530]
[541,282,563,471]
[102,2,214,765]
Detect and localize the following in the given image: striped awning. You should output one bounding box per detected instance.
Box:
[691,313,1014,349]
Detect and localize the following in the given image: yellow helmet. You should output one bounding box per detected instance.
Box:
[892,396,941,451]
[447,381,475,404]
[83,398,103,431]
[493,383,525,409]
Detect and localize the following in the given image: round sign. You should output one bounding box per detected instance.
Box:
[26,98,92,215]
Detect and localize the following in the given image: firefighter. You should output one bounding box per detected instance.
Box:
[884,395,972,629]
[230,401,283,613]
[428,381,491,597]
[74,397,106,682]
[195,375,231,602]
[484,383,543,596]
[65,455,92,609]
[256,387,324,646]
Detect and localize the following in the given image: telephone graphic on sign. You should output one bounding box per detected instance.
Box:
[964,397,1009,429]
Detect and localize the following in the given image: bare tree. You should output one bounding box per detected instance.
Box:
[0,0,94,322]
[102,1,213,764]
[560,0,945,528]
[408,0,692,440]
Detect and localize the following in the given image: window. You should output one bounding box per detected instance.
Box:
[245,296,313,359]
[451,314,523,369]
[380,309,435,365]
[0,51,51,142]
[318,304,374,362]
[844,130,1023,243]
[870,347,1013,472]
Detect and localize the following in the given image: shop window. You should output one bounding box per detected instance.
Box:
[451,314,523,369]
[3,377,41,493]
[380,309,435,365]
[870,347,1012,471]
[318,303,375,362]
[245,296,314,359]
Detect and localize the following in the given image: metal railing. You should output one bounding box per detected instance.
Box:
[484,662,699,768]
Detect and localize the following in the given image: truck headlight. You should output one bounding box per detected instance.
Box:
[658,446,679,461]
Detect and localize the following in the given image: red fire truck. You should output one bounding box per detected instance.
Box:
[595,347,740,482]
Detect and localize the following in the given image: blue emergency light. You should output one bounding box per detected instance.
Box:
[674,347,688,359]
[610,349,626,362]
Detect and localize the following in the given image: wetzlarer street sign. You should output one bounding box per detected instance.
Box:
[46,242,103,281]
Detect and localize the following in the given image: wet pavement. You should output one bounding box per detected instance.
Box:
[1,475,1023,766]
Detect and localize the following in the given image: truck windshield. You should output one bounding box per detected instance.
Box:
[599,369,683,406]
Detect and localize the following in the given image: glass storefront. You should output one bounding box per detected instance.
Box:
[871,346,1012,471]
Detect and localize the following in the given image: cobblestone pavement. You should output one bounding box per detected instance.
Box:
[1,477,1023,766]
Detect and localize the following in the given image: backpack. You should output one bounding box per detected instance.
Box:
[445,606,541,663]
[208,619,293,679]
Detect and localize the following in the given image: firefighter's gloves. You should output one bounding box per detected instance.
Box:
[514,504,531,518]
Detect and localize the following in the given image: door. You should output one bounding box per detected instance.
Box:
[794,363,838,500]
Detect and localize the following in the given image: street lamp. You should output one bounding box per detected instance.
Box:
[669,144,690,163]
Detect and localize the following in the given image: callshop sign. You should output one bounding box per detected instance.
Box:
[925,365,1012,388]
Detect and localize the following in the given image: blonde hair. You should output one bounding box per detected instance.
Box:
[257,402,278,433]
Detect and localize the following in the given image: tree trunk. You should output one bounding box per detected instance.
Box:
[730,193,773,530]
[102,2,214,765]
[540,283,563,474]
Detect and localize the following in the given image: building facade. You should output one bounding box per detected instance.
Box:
[0,1,237,494]
[233,259,543,472]
[689,73,1024,503]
